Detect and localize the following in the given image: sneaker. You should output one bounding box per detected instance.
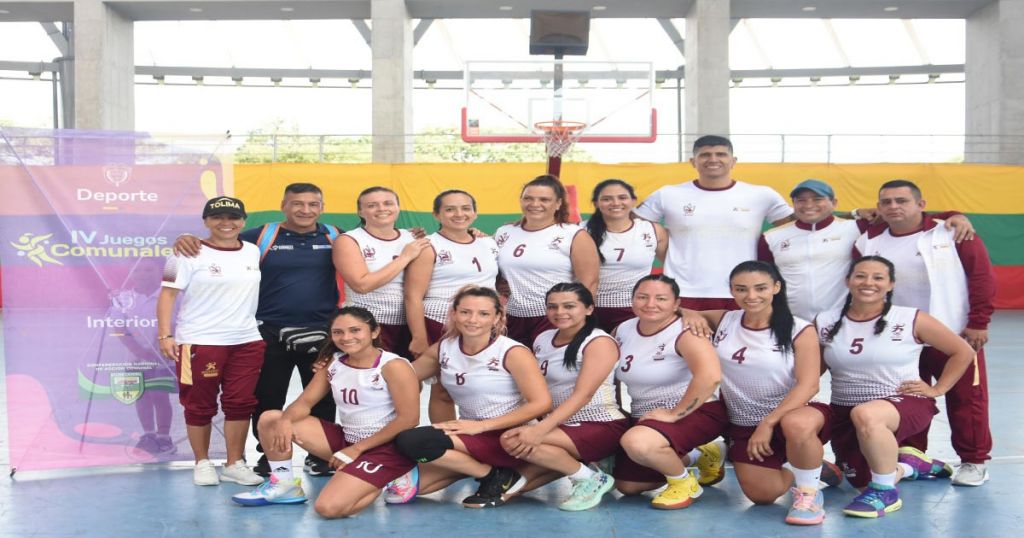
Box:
[898,447,953,480]
[952,463,990,487]
[134,433,160,454]
[651,473,702,510]
[558,470,615,512]
[820,460,844,488]
[231,475,308,506]
[842,483,902,518]
[461,467,526,508]
[384,467,420,504]
[785,487,825,525]
[694,441,725,487]
[253,455,271,478]
[154,434,176,454]
[194,459,219,486]
[221,460,265,486]
[304,454,335,476]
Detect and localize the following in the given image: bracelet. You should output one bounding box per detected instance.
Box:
[333,450,354,464]
[158,335,174,341]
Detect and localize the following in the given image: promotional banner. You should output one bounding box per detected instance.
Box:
[0,128,233,471]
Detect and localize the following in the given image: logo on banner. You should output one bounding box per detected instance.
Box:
[103,164,132,187]
[110,372,144,404]
[9,233,64,266]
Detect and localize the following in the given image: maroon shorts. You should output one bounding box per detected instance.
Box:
[613,400,729,483]
[425,317,446,344]
[726,402,831,470]
[679,297,739,311]
[379,323,412,359]
[559,419,630,463]
[456,428,521,468]
[320,419,416,489]
[594,307,635,333]
[830,396,939,488]
[176,340,265,426]
[505,315,554,347]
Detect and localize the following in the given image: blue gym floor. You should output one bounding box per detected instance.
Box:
[2,311,1022,537]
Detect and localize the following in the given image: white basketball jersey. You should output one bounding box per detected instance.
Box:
[818,305,924,406]
[438,335,528,421]
[495,223,582,317]
[713,310,813,427]
[423,232,500,323]
[342,227,415,325]
[856,231,932,313]
[532,328,625,424]
[590,219,658,308]
[327,350,413,443]
[614,317,694,418]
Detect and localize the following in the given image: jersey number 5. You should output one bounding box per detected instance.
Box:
[849,338,864,355]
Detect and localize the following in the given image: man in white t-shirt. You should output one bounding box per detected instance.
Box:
[634,135,793,309]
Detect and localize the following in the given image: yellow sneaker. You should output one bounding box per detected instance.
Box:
[695,442,725,487]
[651,474,703,510]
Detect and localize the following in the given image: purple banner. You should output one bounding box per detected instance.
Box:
[1,128,234,471]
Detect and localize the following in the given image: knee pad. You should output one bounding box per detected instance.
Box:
[395,426,454,463]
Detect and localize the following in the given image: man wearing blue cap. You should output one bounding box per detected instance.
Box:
[758,179,973,321]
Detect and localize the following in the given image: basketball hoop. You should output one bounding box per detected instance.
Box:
[535,120,588,158]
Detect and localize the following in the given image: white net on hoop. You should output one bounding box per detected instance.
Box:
[536,121,587,158]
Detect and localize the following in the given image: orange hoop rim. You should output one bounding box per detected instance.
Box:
[534,120,588,134]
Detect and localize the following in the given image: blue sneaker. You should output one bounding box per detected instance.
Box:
[898,447,953,480]
[842,483,902,518]
[785,488,825,525]
[558,470,615,512]
[231,475,307,506]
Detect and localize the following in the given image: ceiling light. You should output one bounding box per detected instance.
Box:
[192,75,204,86]
[232,76,243,86]
[153,74,165,85]
[731,77,743,86]
[883,6,898,12]
[188,7,203,13]
[280,7,294,12]
[801,6,816,12]
[309,77,321,87]
[927,73,940,83]
[810,76,821,85]
[271,77,282,86]
[848,75,860,84]
[498,6,513,11]
[888,74,900,84]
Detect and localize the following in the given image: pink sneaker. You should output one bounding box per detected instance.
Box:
[384,467,419,504]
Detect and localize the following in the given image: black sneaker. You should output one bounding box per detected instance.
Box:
[304,454,335,476]
[253,454,271,477]
[461,466,525,508]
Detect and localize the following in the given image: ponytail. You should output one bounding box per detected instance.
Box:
[729,261,795,353]
[823,294,852,343]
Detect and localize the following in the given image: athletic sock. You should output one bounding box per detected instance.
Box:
[791,466,821,491]
[870,470,898,487]
[898,462,915,480]
[685,448,702,466]
[270,460,293,482]
[568,463,596,482]
[666,467,690,481]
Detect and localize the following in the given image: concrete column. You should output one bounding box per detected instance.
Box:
[684,0,731,152]
[73,0,134,130]
[966,0,1024,164]
[371,0,413,162]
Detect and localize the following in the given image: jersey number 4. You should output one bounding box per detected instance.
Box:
[731,347,747,364]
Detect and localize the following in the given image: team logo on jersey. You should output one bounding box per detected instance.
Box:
[890,323,905,341]
[683,204,696,216]
[437,249,453,265]
[440,352,450,369]
[368,372,384,389]
[771,343,784,353]
[487,357,501,371]
[732,207,751,213]
[548,236,565,250]
[362,246,376,260]
[823,236,841,243]
[496,233,510,247]
[202,362,219,378]
[110,372,144,405]
[713,330,728,346]
[533,344,542,354]
[208,263,222,276]
[779,240,791,251]
[653,343,666,361]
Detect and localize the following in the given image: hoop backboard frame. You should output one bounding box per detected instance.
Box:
[461,59,658,145]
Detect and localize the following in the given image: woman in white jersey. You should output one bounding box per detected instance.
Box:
[613,275,725,510]
[585,179,668,332]
[498,282,627,511]
[495,175,600,345]
[695,261,834,526]
[392,286,552,509]
[334,187,431,359]
[817,256,973,519]
[157,196,265,487]
[405,189,499,359]
[231,306,420,518]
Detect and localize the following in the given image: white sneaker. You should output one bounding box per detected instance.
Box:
[194,459,219,486]
[221,460,265,486]
[231,476,308,506]
[952,463,990,486]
